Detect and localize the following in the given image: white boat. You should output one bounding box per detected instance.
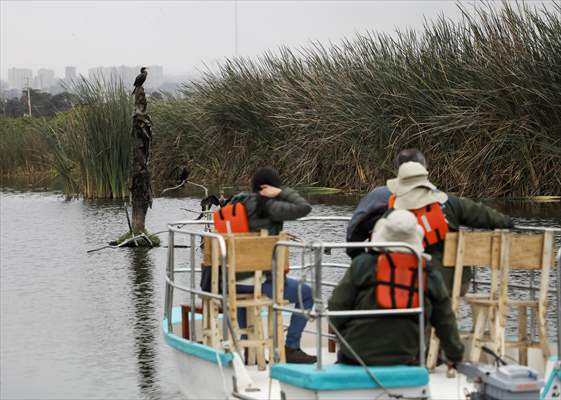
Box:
[163,217,561,400]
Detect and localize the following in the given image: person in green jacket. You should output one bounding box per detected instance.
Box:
[329,210,464,366]
[233,167,317,364]
[387,162,514,294]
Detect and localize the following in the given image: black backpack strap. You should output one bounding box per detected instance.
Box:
[407,267,419,309]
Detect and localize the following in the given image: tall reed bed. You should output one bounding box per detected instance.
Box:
[0,118,50,176]
[152,2,561,197]
[41,78,132,198]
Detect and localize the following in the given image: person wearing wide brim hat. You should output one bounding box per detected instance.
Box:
[345,149,429,259]
[383,161,514,296]
[386,161,448,210]
[370,209,425,257]
[328,210,464,366]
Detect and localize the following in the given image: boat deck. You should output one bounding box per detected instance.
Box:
[238,346,473,400]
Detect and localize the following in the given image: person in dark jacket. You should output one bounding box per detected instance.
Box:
[386,162,514,294]
[233,167,317,364]
[346,149,427,258]
[329,210,464,366]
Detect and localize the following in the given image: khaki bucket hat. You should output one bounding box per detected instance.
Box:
[371,210,424,255]
[387,162,434,195]
[387,162,447,209]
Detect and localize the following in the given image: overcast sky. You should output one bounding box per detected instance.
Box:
[0,1,555,80]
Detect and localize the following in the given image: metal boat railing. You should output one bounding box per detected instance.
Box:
[163,216,352,347]
[164,221,230,342]
[164,217,561,365]
[271,240,425,370]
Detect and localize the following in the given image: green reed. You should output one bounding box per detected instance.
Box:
[40,77,133,198]
[0,118,50,176]
[151,1,561,197]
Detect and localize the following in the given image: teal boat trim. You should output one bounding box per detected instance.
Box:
[162,307,233,366]
[271,363,429,391]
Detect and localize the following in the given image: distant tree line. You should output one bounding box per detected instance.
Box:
[0,89,74,118]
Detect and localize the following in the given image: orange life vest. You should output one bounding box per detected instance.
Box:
[375,252,427,309]
[388,194,449,248]
[213,202,250,234]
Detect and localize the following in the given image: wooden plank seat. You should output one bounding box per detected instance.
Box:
[203,231,288,370]
[427,229,555,369]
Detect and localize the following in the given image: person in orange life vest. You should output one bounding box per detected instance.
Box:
[386,162,513,295]
[329,210,464,365]
[346,149,427,259]
[231,167,317,364]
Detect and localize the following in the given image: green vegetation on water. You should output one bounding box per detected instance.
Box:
[114,230,161,247]
[1,2,560,198]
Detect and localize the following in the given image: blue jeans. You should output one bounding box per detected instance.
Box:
[237,277,313,349]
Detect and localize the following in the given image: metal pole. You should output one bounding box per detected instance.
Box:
[272,244,279,363]
[557,248,561,361]
[167,230,175,333]
[190,235,197,343]
[417,250,425,367]
[314,245,323,370]
[221,249,229,342]
[234,0,239,56]
[26,78,32,117]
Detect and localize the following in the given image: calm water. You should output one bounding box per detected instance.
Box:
[1,189,560,399]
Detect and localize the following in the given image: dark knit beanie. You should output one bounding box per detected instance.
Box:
[251,167,282,193]
[251,167,282,218]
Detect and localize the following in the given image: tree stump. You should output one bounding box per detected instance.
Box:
[130,86,153,233]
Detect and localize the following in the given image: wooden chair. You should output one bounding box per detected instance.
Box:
[203,231,288,370]
[201,232,262,348]
[427,229,555,368]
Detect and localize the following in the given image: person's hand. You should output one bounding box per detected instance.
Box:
[259,185,282,198]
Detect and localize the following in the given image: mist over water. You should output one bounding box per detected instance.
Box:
[1,189,559,399]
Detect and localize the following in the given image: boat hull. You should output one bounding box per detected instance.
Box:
[169,345,234,400]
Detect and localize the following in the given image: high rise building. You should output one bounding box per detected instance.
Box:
[8,68,33,90]
[65,66,77,82]
[36,68,55,90]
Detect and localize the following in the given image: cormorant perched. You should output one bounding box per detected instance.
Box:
[132,67,148,94]
[179,164,191,183]
[161,161,192,194]
[195,192,231,219]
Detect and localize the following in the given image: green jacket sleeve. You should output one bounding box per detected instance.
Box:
[328,267,358,331]
[427,268,465,362]
[266,187,312,222]
[447,195,513,230]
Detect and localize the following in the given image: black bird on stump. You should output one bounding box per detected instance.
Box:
[132,67,148,94]
[161,160,192,194]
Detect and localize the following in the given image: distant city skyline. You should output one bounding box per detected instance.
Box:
[2,1,556,85]
[2,65,171,91]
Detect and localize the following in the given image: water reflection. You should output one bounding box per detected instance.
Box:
[127,248,161,399]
